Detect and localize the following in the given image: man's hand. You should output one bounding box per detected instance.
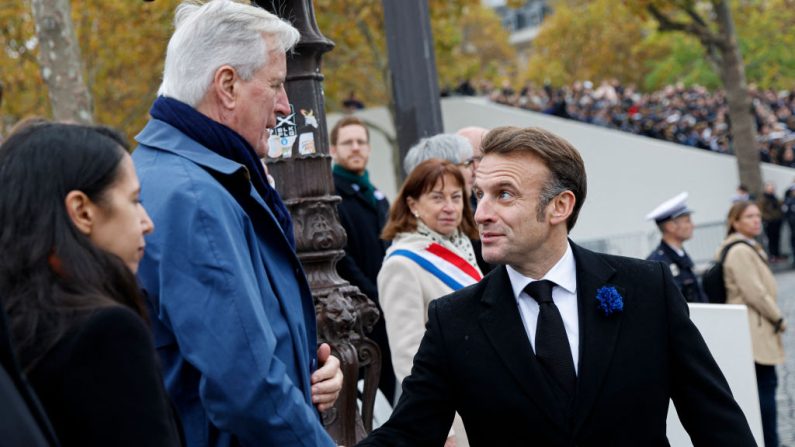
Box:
[444,435,457,447]
[312,343,343,412]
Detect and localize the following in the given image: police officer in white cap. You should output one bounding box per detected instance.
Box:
[646,192,708,303]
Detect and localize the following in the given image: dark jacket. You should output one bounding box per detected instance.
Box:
[358,243,754,446]
[334,173,390,301]
[333,171,397,402]
[759,192,783,222]
[783,187,795,225]
[646,241,707,303]
[28,306,182,447]
[0,303,58,446]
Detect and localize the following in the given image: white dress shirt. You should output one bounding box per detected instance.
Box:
[507,242,580,374]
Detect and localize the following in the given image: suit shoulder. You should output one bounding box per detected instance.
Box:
[597,252,665,277]
[646,249,670,263]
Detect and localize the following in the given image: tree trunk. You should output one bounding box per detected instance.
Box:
[30,0,93,124]
[714,0,762,198]
[355,16,402,191]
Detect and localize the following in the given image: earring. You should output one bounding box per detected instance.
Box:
[412,210,419,218]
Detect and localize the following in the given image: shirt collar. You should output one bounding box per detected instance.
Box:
[662,241,685,257]
[506,241,577,301]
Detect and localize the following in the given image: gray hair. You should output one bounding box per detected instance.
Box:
[403,134,472,175]
[536,175,567,222]
[158,0,301,107]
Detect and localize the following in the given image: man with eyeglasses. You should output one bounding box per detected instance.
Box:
[329,115,396,405]
[456,126,488,211]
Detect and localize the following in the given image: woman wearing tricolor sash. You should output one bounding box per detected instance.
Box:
[378,159,481,447]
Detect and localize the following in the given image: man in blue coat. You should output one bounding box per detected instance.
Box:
[132,1,341,446]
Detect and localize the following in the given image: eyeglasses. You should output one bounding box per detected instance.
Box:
[463,156,482,168]
[336,139,369,147]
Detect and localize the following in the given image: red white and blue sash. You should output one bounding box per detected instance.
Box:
[388,242,482,290]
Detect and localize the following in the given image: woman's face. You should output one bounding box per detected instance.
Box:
[407,173,464,237]
[87,154,154,273]
[732,204,762,239]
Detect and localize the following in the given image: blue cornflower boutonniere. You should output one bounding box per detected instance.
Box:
[595,286,623,316]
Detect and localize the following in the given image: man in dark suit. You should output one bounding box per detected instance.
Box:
[357,126,755,446]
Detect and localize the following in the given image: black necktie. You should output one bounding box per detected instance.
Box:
[524,280,576,399]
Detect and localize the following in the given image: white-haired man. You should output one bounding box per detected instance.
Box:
[133,1,340,446]
[456,126,488,211]
[403,133,474,196]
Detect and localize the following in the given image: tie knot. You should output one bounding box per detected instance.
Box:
[524,280,556,304]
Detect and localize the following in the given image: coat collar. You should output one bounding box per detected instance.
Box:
[333,172,384,211]
[658,241,694,268]
[136,118,281,230]
[477,242,623,434]
[333,172,358,196]
[136,118,246,178]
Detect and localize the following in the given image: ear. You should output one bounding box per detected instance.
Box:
[406,196,417,215]
[329,144,337,158]
[65,190,97,236]
[211,65,238,110]
[548,190,575,226]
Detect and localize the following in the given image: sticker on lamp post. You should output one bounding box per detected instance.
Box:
[268,105,297,159]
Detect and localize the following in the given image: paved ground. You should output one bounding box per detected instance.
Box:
[775,267,795,446]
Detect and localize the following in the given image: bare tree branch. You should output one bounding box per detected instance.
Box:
[647,4,726,50]
[683,3,709,28]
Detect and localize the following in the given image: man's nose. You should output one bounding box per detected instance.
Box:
[474,196,490,224]
[274,86,290,116]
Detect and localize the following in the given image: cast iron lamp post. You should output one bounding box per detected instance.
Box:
[255,1,381,445]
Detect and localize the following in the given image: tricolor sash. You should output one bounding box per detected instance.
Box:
[388,242,482,291]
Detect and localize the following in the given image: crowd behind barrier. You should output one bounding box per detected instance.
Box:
[445,79,795,167]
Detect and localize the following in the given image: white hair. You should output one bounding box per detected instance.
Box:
[403,134,473,175]
[158,0,300,106]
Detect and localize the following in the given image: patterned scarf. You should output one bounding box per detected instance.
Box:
[415,221,478,268]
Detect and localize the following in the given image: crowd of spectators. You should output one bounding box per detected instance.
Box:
[448,79,795,168]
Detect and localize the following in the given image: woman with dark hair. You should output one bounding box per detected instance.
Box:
[718,200,786,447]
[0,122,182,446]
[378,159,481,447]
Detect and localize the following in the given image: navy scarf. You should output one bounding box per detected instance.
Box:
[149,96,295,248]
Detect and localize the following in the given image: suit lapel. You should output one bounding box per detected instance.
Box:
[570,243,623,435]
[477,267,569,432]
